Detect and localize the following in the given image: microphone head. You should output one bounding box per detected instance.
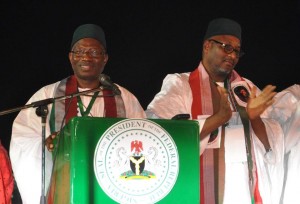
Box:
[99,74,121,95]
[99,74,111,85]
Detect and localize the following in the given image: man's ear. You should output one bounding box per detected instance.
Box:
[68,52,75,71]
[68,52,72,62]
[203,40,210,51]
[103,54,109,65]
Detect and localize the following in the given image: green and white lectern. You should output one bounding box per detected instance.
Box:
[47,117,200,204]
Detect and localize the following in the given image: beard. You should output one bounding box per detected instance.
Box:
[216,66,232,77]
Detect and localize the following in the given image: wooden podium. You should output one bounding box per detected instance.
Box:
[47,117,200,203]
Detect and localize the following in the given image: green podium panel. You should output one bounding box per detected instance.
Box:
[48,117,199,204]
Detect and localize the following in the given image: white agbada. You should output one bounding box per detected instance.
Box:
[146,71,284,204]
[266,84,300,204]
[10,80,146,204]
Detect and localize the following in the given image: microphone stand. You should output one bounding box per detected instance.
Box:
[36,105,48,204]
[0,86,105,204]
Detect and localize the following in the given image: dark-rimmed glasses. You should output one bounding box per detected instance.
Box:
[70,48,106,58]
[208,39,245,58]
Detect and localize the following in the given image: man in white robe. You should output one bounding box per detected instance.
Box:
[146,18,284,204]
[10,24,146,204]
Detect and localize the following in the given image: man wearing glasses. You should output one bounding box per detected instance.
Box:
[146,18,284,203]
[10,24,146,204]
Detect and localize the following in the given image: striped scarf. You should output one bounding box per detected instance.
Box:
[49,75,119,133]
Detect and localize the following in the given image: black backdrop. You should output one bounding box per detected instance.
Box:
[1,1,299,151]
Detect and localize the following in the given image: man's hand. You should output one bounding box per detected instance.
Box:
[45,132,59,152]
[199,86,232,141]
[247,85,276,120]
[216,86,232,123]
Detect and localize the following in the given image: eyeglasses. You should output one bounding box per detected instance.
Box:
[70,48,106,58]
[208,39,245,58]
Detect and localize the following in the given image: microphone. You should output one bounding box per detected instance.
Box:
[99,74,121,95]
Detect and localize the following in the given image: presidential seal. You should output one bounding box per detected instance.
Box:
[94,119,179,204]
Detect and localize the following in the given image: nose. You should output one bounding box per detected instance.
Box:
[227,51,239,60]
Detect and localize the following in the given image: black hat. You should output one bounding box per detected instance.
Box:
[203,18,242,41]
[71,24,106,49]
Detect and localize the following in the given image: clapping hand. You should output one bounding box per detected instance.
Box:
[246,85,276,120]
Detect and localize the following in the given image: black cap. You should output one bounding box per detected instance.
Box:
[203,18,242,41]
[71,24,106,49]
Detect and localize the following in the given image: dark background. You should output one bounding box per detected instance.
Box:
[1,1,299,151]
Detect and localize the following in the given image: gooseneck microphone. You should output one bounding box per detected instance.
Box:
[99,74,121,95]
